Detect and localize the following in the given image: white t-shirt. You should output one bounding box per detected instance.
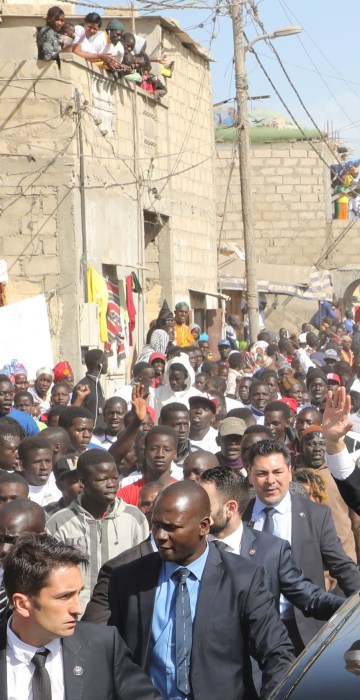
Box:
[74,26,110,54]
[189,426,218,454]
[28,472,62,507]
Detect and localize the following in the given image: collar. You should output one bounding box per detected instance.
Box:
[162,542,209,582]
[253,490,291,518]
[250,404,264,417]
[150,533,158,552]
[7,617,61,664]
[218,522,243,553]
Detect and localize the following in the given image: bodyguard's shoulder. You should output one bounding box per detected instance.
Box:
[111,551,160,578]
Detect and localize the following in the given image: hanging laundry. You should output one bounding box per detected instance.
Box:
[105,278,125,356]
[126,274,136,346]
[118,278,129,357]
[87,266,109,343]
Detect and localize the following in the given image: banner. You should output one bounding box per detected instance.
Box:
[0,295,53,381]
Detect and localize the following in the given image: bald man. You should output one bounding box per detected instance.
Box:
[108,481,294,700]
[0,498,45,619]
[183,450,219,482]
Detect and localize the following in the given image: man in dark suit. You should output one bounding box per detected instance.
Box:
[108,480,294,700]
[201,467,343,660]
[242,439,360,653]
[1,533,161,700]
[83,538,154,623]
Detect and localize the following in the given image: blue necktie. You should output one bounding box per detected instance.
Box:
[173,567,192,696]
[263,506,277,535]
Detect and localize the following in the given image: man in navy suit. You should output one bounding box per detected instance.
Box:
[201,467,344,656]
[242,439,360,653]
[0,533,161,700]
[108,480,294,700]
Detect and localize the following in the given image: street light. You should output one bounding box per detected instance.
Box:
[246,26,303,52]
[230,1,302,343]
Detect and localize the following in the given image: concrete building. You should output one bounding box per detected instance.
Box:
[214,127,360,333]
[0,7,218,380]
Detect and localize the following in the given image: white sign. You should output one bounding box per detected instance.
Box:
[0,295,53,381]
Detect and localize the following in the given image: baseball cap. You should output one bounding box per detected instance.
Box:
[53,456,79,481]
[324,349,339,360]
[326,373,341,384]
[189,394,217,414]
[218,417,246,437]
[280,397,298,413]
[218,339,231,347]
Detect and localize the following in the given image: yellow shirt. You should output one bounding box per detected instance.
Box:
[87,265,109,343]
[174,323,194,347]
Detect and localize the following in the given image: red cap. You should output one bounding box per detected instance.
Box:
[280,397,298,413]
[326,373,341,384]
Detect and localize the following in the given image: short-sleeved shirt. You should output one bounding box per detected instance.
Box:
[7,407,39,436]
[74,26,110,54]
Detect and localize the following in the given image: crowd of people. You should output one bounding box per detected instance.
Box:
[37,6,171,95]
[2,297,360,698]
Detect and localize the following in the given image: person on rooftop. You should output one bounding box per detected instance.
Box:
[72,13,121,71]
[37,6,65,63]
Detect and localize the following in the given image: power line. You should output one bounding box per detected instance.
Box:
[248,3,342,166]
[277,0,360,137]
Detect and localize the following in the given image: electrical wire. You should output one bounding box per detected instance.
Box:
[249,4,342,166]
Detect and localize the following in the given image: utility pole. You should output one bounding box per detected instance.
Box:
[230,0,259,343]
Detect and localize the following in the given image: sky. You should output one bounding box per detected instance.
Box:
[145,0,360,157]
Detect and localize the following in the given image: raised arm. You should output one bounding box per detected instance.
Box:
[108,383,147,466]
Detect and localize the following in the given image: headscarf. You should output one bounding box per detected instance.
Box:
[150,329,169,355]
[53,360,73,383]
[156,299,174,329]
[36,366,54,380]
[0,359,27,384]
[189,323,201,332]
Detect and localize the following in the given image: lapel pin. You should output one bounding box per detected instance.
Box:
[299,512,306,518]
[73,666,84,676]
[249,549,256,556]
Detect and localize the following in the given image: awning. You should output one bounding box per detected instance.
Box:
[218,255,333,301]
[189,288,230,301]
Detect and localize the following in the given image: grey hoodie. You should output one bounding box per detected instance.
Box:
[47,495,149,610]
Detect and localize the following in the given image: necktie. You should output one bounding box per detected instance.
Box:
[173,567,192,696]
[0,585,8,618]
[32,649,52,700]
[263,506,277,535]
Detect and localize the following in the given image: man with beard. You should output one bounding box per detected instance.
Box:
[201,466,343,659]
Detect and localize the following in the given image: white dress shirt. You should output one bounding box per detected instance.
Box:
[219,522,243,554]
[251,491,293,619]
[326,445,356,480]
[7,618,65,700]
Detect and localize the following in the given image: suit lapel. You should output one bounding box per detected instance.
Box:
[62,632,86,700]
[290,494,307,559]
[0,623,7,700]
[139,557,160,668]
[192,545,224,646]
[240,526,257,559]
